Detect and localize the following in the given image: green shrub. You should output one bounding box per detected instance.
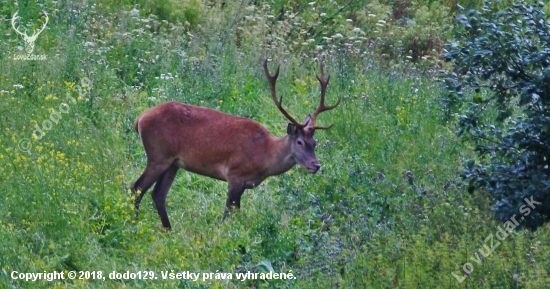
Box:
[354,0,452,69]
[138,0,202,26]
[442,0,550,229]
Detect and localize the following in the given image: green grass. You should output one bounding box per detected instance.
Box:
[1,1,549,288]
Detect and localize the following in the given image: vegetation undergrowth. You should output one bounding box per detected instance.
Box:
[0,0,549,288]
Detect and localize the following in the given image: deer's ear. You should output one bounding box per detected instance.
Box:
[287,123,298,136]
[303,114,312,127]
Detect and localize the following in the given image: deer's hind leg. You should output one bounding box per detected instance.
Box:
[150,164,179,229]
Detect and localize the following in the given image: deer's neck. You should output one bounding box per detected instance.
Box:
[265,135,296,177]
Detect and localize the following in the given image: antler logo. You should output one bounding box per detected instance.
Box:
[11,11,48,54]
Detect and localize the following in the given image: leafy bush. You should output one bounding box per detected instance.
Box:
[443,0,513,11]
[442,0,550,229]
[138,0,202,27]
[350,0,453,70]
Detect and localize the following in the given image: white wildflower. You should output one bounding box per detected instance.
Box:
[130,8,139,17]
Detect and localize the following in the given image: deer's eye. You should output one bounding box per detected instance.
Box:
[297,140,303,146]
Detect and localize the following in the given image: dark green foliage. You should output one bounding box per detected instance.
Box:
[442,0,550,229]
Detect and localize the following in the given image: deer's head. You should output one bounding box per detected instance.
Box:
[264,57,341,173]
[11,11,48,54]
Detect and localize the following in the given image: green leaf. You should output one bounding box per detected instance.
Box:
[257,259,274,273]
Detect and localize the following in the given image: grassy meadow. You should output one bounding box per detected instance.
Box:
[1,0,549,288]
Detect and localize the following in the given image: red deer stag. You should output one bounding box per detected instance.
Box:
[132,58,341,229]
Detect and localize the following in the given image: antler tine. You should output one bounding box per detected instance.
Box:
[311,60,342,130]
[11,11,26,37]
[36,12,48,35]
[263,57,303,128]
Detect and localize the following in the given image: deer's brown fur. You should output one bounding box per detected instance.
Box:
[132,58,340,229]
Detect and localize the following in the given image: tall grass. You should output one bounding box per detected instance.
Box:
[1,0,549,288]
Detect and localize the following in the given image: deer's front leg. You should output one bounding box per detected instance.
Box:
[222,180,246,221]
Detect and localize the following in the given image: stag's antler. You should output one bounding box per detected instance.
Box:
[310,59,341,130]
[263,57,304,129]
[34,12,48,37]
[11,11,26,37]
